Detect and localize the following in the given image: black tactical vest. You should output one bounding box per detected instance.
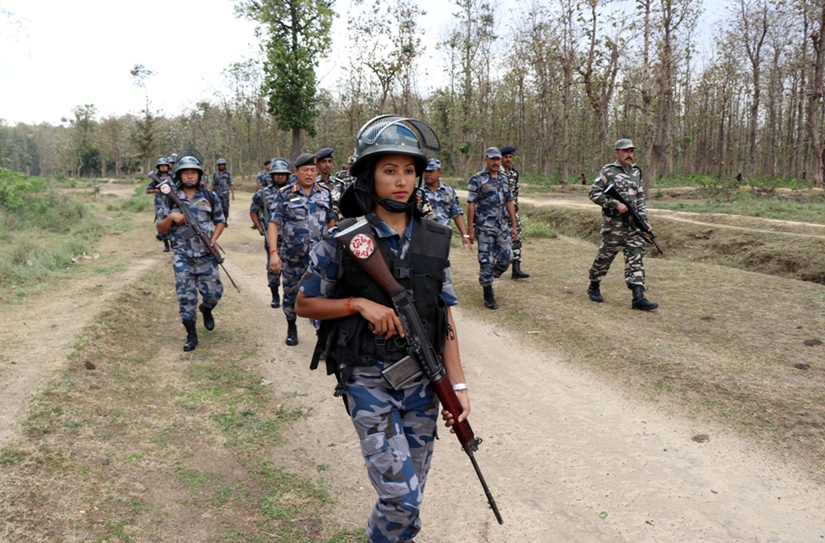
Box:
[311,215,452,380]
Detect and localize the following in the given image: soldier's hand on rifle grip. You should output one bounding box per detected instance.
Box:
[617,203,628,214]
[168,211,187,225]
[356,298,405,340]
[441,390,471,431]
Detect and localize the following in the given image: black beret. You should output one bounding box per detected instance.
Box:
[315,147,334,160]
[294,153,317,168]
[499,145,516,155]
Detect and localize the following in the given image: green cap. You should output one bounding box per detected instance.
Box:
[614,139,635,150]
[294,153,317,169]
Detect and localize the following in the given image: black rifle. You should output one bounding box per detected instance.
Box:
[333,218,504,525]
[256,187,269,245]
[603,184,664,254]
[157,180,241,293]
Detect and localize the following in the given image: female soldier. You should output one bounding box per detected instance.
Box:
[295,116,470,543]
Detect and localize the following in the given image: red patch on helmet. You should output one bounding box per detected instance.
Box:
[349,233,374,260]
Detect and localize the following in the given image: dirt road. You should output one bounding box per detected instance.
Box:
[2,194,824,542]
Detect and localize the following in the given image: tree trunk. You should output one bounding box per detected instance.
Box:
[291,127,301,164]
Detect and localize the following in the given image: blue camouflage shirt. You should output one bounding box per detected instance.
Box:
[299,216,458,307]
[256,169,270,188]
[211,170,233,197]
[157,186,225,257]
[250,184,280,221]
[269,183,332,259]
[467,169,513,230]
[421,180,463,228]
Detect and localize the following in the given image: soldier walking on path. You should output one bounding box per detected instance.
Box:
[315,147,348,222]
[421,158,473,250]
[587,139,658,310]
[251,158,291,309]
[268,153,334,346]
[466,147,519,309]
[255,159,271,191]
[146,156,174,253]
[499,146,530,279]
[156,156,227,351]
[211,158,235,226]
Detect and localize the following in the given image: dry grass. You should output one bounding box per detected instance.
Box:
[449,233,825,481]
[0,264,364,543]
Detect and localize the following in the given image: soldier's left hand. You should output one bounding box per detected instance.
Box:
[441,390,471,429]
[169,212,187,225]
[461,236,474,251]
[511,225,519,240]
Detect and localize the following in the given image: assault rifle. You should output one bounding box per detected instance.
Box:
[256,187,269,244]
[333,218,504,525]
[603,184,664,254]
[157,180,241,293]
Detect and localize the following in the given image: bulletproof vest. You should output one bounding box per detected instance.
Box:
[311,215,452,380]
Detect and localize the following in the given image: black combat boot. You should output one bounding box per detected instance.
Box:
[483,285,498,310]
[199,304,215,331]
[183,319,198,352]
[587,281,604,303]
[511,261,530,279]
[163,239,171,252]
[270,286,281,308]
[631,285,658,311]
[285,319,298,346]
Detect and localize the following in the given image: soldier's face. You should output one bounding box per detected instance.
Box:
[423,169,440,185]
[297,165,317,187]
[501,154,514,168]
[615,148,634,167]
[264,163,271,172]
[271,173,288,185]
[218,164,226,171]
[318,157,334,175]
[180,169,199,186]
[484,156,501,174]
[158,164,169,173]
[373,154,417,203]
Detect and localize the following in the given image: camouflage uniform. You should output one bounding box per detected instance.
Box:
[157,186,226,321]
[420,180,463,228]
[269,183,332,320]
[299,216,458,543]
[250,185,282,291]
[211,169,233,222]
[316,173,349,222]
[256,169,270,188]
[467,169,514,286]
[501,166,523,262]
[588,160,647,287]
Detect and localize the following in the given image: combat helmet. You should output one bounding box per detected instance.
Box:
[216,158,227,166]
[174,155,205,182]
[341,115,441,218]
[270,158,291,175]
[155,156,168,167]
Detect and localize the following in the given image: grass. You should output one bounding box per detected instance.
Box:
[0,265,366,543]
[649,196,825,224]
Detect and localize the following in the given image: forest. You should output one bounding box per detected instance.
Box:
[1,0,824,191]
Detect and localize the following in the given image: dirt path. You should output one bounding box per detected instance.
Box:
[3,198,824,541]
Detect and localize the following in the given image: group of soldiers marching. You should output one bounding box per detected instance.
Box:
[148,137,656,352]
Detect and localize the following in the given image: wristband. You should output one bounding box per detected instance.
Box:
[270,249,278,254]
[452,383,468,391]
[462,234,470,238]
[346,297,356,315]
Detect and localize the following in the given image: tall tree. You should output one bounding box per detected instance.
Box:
[236,0,335,162]
[130,64,156,174]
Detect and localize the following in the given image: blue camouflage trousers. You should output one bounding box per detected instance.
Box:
[588,229,646,287]
[281,255,310,320]
[172,253,224,321]
[345,364,438,543]
[476,226,512,286]
[219,195,230,224]
[154,194,171,241]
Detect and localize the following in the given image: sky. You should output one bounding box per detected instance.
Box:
[0,0,728,126]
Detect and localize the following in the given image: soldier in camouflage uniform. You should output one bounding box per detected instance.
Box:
[587,139,658,310]
[315,147,348,223]
[466,147,519,309]
[499,146,530,279]
[255,159,271,191]
[156,156,226,351]
[268,153,333,345]
[210,158,235,226]
[295,115,470,543]
[146,156,174,252]
[421,158,472,249]
[251,158,291,308]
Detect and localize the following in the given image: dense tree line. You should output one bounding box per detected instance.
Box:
[2,0,824,189]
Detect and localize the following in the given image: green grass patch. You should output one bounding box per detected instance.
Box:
[649,197,825,224]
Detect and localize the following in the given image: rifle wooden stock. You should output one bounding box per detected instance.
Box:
[333,216,503,524]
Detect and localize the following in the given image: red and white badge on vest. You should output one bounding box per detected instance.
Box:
[349,233,374,260]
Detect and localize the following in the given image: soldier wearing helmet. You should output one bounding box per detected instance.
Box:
[147,157,174,252]
[267,154,333,346]
[156,155,227,352]
[210,158,235,226]
[295,116,470,543]
[250,158,292,309]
